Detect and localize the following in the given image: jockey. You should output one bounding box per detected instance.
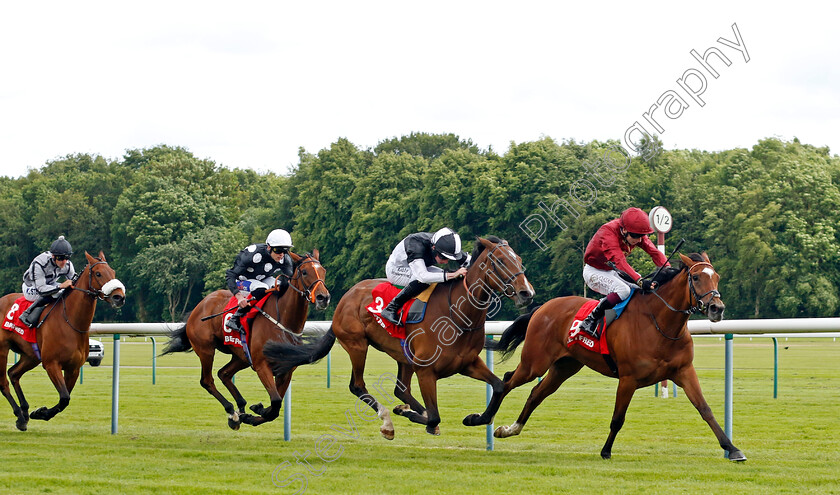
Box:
[19,236,77,328]
[224,229,295,334]
[379,227,471,326]
[579,207,670,339]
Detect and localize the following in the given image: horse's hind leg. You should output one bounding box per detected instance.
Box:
[343,341,395,440]
[600,375,638,459]
[1,349,26,430]
[7,354,40,430]
[30,361,71,421]
[495,357,584,438]
[673,365,746,461]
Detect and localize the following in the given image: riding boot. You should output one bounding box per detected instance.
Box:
[226,306,250,334]
[577,297,617,340]
[380,280,429,326]
[19,296,50,328]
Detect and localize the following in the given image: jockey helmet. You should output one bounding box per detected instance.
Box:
[266,229,293,248]
[619,207,654,235]
[432,227,462,260]
[49,236,73,257]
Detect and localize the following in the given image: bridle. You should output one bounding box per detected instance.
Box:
[647,262,721,340]
[280,255,328,304]
[448,240,527,330]
[60,260,125,334]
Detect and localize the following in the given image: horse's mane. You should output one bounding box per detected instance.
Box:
[469,235,504,266]
[648,252,707,286]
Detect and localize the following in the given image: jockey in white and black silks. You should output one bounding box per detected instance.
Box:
[224,229,295,333]
[379,227,471,326]
[19,236,77,327]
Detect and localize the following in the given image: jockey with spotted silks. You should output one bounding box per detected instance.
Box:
[224,229,295,333]
[379,227,471,326]
[579,207,670,339]
[20,236,76,327]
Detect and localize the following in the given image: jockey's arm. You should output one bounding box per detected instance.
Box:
[408,259,447,284]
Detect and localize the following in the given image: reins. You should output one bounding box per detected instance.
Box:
[61,260,112,334]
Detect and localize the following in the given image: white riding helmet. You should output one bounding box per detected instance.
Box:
[265,229,293,248]
[432,227,462,260]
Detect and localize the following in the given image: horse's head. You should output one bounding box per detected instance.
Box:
[679,252,724,321]
[81,251,126,309]
[288,250,330,310]
[470,236,534,309]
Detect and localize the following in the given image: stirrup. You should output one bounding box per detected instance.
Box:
[579,317,600,339]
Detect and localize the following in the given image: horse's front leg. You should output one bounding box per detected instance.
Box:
[415,367,441,435]
[460,355,503,426]
[601,375,638,459]
[391,362,428,424]
[673,365,746,461]
[239,362,284,427]
[30,361,71,421]
[218,356,251,415]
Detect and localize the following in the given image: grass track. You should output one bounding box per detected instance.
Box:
[2,336,838,494]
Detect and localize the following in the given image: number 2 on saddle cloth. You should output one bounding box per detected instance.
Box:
[366,282,436,339]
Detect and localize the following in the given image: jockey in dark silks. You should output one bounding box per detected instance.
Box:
[20,236,76,328]
[379,227,471,326]
[224,229,294,333]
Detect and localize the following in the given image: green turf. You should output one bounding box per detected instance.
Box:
[2,336,838,494]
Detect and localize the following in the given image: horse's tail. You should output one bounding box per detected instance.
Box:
[161,323,193,355]
[264,327,336,376]
[486,306,540,362]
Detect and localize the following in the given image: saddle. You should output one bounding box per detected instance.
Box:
[221,291,275,349]
[2,297,38,343]
[567,289,636,355]
[367,282,437,339]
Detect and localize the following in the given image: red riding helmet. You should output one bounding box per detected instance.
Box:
[619,207,654,235]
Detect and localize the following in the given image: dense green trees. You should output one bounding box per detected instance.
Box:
[1,134,838,322]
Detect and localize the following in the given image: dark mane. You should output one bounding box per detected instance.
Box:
[470,235,504,265]
[648,253,706,286]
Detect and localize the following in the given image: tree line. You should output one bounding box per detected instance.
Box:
[1,133,838,322]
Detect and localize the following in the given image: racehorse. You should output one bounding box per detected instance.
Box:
[162,251,329,429]
[265,236,534,439]
[466,252,746,461]
[0,252,126,431]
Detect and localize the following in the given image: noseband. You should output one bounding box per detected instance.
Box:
[483,242,526,298]
[71,260,126,301]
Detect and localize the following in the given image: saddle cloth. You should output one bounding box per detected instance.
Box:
[567,289,634,354]
[366,282,436,339]
[221,292,273,348]
[2,297,37,343]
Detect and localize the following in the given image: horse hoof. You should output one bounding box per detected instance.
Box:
[381,428,395,440]
[462,413,483,426]
[250,403,265,415]
[728,450,747,462]
[600,451,611,460]
[30,407,49,421]
[239,413,255,426]
[425,425,440,436]
[393,404,411,416]
[228,412,241,431]
[15,419,28,431]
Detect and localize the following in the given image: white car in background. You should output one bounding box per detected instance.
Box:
[87,338,104,366]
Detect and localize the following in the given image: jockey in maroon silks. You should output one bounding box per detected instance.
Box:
[578,207,670,339]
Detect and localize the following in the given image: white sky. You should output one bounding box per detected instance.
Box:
[1,1,838,178]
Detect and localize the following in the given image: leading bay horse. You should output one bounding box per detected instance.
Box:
[162,251,329,429]
[0,252,126,431]
[466,252,746,461]
[265,236,534,439]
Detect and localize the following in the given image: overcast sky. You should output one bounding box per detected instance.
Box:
[1,1,837,178]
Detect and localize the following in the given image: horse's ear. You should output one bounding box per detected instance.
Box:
[288,251,301,263]
[85,251,95,263]
[99,251,107,261]
[312,249,320,261]
[678,253,694,267]
[477,237,493,249]
[701,251,711,263]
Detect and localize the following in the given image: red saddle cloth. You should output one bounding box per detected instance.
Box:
[366,283,415,340]
[221,294,272,348]
[567,299,610,355]
[2,297,37,343]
